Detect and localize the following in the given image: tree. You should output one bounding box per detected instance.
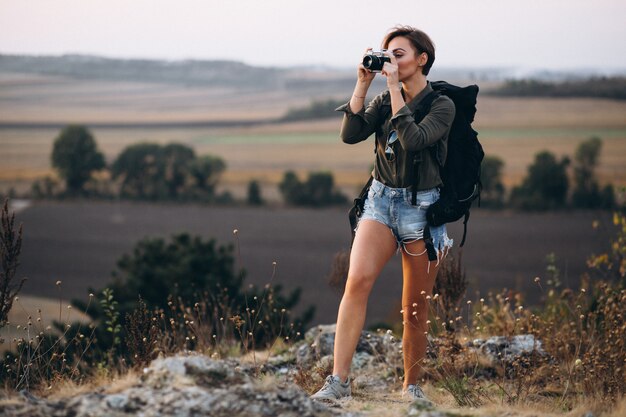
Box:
[189,155,226,196]
[572,137,615,208]
[279,171,347,206]
[510,151,570,210]
[480,155,505,208]
[111,143,166,200]
[51,125,105,195]
[247,180,264,205]
[162,144,195,199]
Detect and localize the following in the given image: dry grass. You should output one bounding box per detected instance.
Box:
[0,294,90,353]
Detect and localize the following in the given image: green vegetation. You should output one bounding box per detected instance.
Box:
[572,137,615,208]
[510,151,571,210]
[51,125,105,195]
[279,170,347,206]
[0,196,624,413]
[479,155,506,208]
[489,76,626,100]
[111,142,226,202]
[281,98,345,122]
[247,180,264,206]
[0,228,314,386]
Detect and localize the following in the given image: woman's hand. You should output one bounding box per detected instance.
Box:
[357,48,376,85]
[381,50,400,91]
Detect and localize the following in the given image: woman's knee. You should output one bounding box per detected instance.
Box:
[344,271,376,297]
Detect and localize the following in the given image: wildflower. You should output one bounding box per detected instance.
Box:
[89,293,94,298]
[56,280,62,286]
[233,229,239,235]
[272,261,277,266]
[420,291,426,295]
[575,359,582,367]
[534,277,541,283]
[466,300,472,305]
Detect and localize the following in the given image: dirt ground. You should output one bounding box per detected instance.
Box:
[13,201,617,326]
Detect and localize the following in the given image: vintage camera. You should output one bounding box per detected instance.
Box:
[362,50,390,72]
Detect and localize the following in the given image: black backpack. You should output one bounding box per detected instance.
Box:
[348,81,484,259]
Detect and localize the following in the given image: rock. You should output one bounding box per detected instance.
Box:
[1,353,345,417]
[466,334,546,364]
[295,324,402,369]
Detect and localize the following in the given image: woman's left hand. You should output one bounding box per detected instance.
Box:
[381,51,400,90]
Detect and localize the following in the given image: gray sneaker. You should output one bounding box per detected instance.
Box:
[403,384,433,406]
[311,375,351,400]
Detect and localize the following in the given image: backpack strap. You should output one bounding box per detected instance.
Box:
[349,175,374,247]
[423,225,438,261]
[410,90,440,205]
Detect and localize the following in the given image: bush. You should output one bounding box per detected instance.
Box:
[111,143,226,202]
[73,233,314,355]
[279,171,347,206]
[510,151,570,210]
[572,137,615,209]
[479,155,506,208]
[247,180,264,205]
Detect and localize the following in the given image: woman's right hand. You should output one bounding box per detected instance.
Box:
[357,48,376,85]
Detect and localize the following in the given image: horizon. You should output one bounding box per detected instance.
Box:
[2,52,625,76]
[1,0,625,72]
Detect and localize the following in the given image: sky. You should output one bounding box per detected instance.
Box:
[1,0,625,71]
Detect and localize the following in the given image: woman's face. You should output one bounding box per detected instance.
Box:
[387,36,426,81]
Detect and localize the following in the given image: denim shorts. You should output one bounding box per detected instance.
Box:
[357,178,453,259]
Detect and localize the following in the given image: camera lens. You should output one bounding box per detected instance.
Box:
[362,55,375,69]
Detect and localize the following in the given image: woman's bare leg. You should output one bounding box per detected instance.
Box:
[400,239,441,389]
[333,220,397,382]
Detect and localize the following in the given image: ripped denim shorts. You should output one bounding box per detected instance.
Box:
[358,178,453,260]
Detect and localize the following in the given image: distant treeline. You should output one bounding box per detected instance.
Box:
[488,76,626,100]
[0,54,283,88]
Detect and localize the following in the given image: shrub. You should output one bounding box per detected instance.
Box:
[279,171,347,206]
[479,155,506,208]
[73,233,314,354]
[510,150,570,210]
[0,199,26,328]
[572,137,615,209]
[247,180,264,206]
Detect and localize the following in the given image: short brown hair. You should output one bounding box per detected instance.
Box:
[382,26,435,76]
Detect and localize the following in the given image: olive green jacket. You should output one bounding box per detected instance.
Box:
[336,82,456,190]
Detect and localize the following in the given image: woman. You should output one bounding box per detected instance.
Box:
[311,26,455,403]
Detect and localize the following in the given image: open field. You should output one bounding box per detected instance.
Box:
[2,71,626,196]
[13,200,617,326]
